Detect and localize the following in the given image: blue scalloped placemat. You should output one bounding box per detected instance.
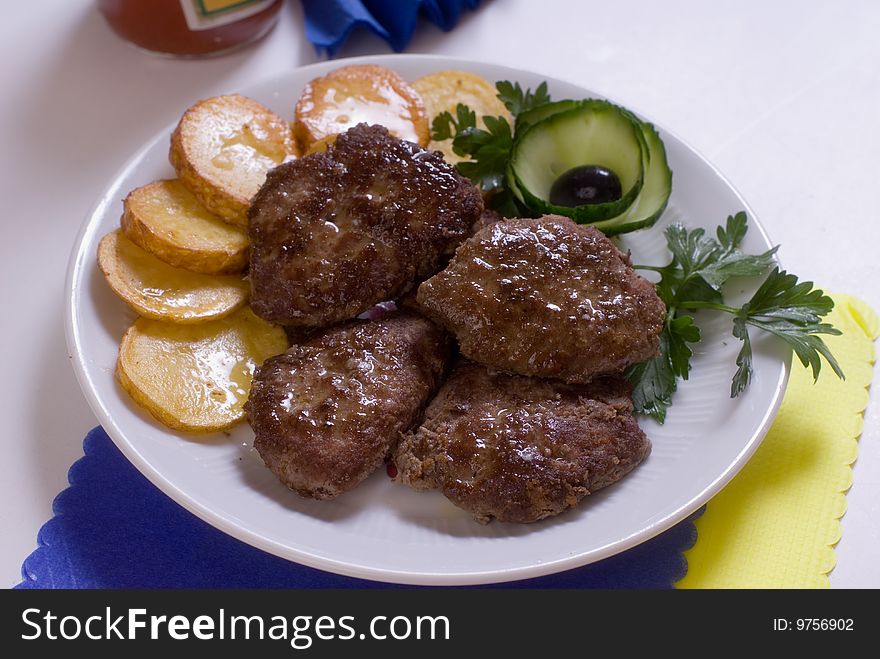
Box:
[17,427,699,588]
[301,0,483,55]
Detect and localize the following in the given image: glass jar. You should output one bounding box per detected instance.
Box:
[98,0,284,58]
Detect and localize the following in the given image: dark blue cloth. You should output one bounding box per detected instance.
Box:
[17,427,700,589]
[300,0,482,55]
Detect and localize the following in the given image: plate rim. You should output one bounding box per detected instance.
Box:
[65,53,791,585]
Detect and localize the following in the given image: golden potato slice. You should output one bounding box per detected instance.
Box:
[121,180,249,275]
[294,64,429,152]
[117,307,288,432]
[304,134,337,155]
[170,94,296,227]
[413,70,514,164]
[98,230,248,323]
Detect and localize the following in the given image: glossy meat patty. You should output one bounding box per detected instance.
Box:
[247,123,483,327]
[394,361,650,523]
[416,215,666,383]
[247,313,449,499]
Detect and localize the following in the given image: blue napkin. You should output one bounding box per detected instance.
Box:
[301,0,482,55]
[17,427,699,589]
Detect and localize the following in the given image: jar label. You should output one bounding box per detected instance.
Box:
[179,0,277,32]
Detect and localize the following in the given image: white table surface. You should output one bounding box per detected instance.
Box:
[1,0,877,589]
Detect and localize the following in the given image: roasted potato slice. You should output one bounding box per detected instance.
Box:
[413,70,513,164]
[121,180,248,274]
[98,230,248,323]
[170,94,296,227]
[304,134,337,155]
[294,64,429,152]
[117,307,288,433]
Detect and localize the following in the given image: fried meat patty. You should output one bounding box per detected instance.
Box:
[247,313,449,499]
[248,124,483,327]
[396,208,505,316]
[470,207,504,234]
[416,215,666,383]
[394,361,650,523]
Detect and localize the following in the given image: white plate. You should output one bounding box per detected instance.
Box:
[66,54,789,585]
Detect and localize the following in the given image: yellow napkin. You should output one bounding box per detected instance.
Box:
[677,294,878,589]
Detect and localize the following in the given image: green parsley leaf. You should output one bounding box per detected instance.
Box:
[495,80,551,117]
[430,113,454,141]
[631,212,843,420]
[629,313,701,421]
[675,274,725,306]
[743,267,836,320]
[430,104,476,142]
[700,249,779,289]
[716,211,749,250]
[661,217,778,297]
[628,332,676,424]
[733,268,844,387]
[428,81,551,200]
[664,224,720,280]
[700,213,779,289]
[453,116,514,192]
[667,315,701,379]
[429,104,513,192]
[730,316,752,397]
[488,188,522,217]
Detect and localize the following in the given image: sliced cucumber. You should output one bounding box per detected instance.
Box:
[506,161,525,204]
[508,100,645,222]
[515,99,579,132]
[591,121,672,235]
[507,97,672,234]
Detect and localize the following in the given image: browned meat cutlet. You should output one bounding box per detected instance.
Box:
[396,208,504,316]
[470,207,504,234]
[394,361,650,523]
[247,123,483,327]
[247,313,450,500]
[395,288,422,316]
[416,214,666,383]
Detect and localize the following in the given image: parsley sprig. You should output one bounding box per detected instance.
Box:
[495,80,551,117]
[430,81,549,211]
[629,211,843,423]
[431,104,513,193]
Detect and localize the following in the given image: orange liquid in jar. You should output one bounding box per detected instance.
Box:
[98,0,284,57]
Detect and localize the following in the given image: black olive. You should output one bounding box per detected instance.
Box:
[549,165,622,207]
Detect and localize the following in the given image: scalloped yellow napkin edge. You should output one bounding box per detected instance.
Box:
[677,293,878,588]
